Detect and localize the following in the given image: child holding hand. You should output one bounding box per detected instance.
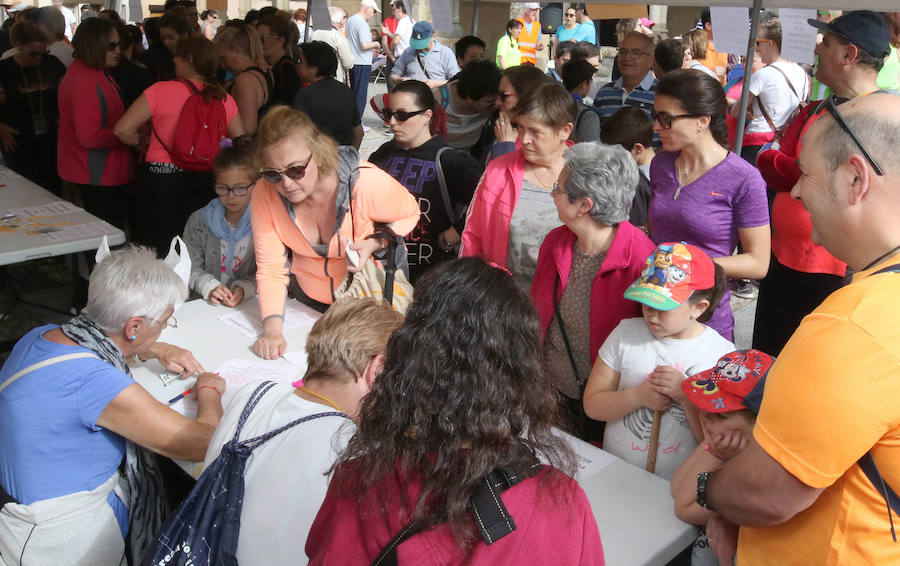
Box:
[582,242,733,479]
[670,349,773,565]
[183,136,257,307]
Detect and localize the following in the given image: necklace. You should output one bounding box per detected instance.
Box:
[529,165,557,189]
[673,149,724,200]
[297,386,342,412]
[862,243,900,271]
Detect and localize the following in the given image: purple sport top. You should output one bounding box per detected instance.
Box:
[648,150,770,340]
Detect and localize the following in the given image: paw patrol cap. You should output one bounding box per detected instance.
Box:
[623,242,715,311]
[681,349,774,415]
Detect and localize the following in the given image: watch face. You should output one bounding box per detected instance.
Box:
[697,471,712,509]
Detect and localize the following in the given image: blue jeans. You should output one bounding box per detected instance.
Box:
[349,64,371,120]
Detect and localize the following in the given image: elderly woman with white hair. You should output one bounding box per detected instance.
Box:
[310,6,355,82]
[0,247,225,565]
[531,142,656,441]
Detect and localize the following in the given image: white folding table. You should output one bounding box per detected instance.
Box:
[132,297,696,566]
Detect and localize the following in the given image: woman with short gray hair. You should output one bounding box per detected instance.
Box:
[0,247,225,564]
[530,141,656,441]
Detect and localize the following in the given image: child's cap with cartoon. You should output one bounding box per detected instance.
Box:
[623,242,715,311]
[681,349,774,415]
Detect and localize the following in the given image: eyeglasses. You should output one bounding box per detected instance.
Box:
[381,108,427,122]
[754,38,773,47]
[144,314,178,328]
[550,182,567,197]
[259,153,314,185]
[617,47,650,57]
[651,110,703,129]
[107,41,121,51]
[214,182,255,196]
[820,96,884,176]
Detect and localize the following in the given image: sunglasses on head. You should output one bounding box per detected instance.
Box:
[820,96,884,176]
[381,108,427,122]
[213,182,254,196]
[651,109,703,129]
[259,154,313,185]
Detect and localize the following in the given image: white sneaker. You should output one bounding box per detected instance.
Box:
[362,125,371,132]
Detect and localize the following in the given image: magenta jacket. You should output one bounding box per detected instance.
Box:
[531,222,656,365]
[459,148,526,267]
[57,59,133,186]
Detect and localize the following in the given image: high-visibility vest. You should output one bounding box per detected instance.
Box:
[516,18,540,65]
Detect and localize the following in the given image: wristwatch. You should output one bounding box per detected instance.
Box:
[697,471,715,510]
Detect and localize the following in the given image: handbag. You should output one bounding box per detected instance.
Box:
[334,181,414,313]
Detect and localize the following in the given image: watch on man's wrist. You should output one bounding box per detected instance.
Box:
[697,471,715,510]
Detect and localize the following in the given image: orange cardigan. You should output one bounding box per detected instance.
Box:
[251,161,420,317]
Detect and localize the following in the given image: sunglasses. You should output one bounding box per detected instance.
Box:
[617,47,650,57]
[214,182,254,196]
[565,12,576,17]
[651,110,703,129]
[26,50,47,58]
[820,96,884,176]
[381,108,427,122]
[108,41,121,51]
[754,38,774,47]
[498,90,515,102]
[259,154,313,185]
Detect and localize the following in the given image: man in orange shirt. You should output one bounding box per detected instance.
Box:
[701,91,900,565]
[516,2,542,66]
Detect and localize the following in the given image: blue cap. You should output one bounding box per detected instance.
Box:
[410,21,434,51]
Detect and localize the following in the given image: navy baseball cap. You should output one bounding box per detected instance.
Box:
[807,10,891,60]
[410,21,434,51]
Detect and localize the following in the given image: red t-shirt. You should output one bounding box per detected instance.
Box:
[756,103,847,276]
[306,464,605,565]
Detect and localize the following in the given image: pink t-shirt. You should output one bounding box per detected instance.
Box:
[144,79,239,164]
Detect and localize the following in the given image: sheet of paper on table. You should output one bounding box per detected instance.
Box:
[0,168,21,181]
[217,299,321,339]
[7,200,83,217]
[41,221,119,241]
[562,433,617,482]
[173,358,304,419]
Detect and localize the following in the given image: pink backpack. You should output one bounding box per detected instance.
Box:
[155,79,227,171]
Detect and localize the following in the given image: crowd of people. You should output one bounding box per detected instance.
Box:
[0,2,899,565]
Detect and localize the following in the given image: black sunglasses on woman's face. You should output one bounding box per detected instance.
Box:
[382,108,427,122]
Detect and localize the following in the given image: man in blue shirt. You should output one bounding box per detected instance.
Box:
[345,0,381,123]
[593,31,657,143]
[390,21,460,88]
[571,3,597,44]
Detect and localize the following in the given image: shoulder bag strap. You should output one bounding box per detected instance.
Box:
[372,457,542,566]
[553,274,581,387]
[439,85,450,109]
[768,63,802,103]
[415,51,431,80]
[433,146,455,223]
[230,381,279,442]
[150,79,197,157]
[0,352,98,395]
[238,410,348,451]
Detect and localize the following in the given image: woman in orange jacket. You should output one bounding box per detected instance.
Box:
[250,106,420,359]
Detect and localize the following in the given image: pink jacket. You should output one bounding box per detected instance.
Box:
[459,148,526,267]
[531,222,656,365]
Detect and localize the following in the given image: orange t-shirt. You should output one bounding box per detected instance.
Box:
[739,252,900,564]
[144,79,239,164]
[699,40,728,85]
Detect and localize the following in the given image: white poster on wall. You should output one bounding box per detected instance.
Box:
[430,0,453,32]
[709,6,751,56]
[778,9,818,65]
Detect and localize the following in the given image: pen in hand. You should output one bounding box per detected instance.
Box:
[167,389,192,405]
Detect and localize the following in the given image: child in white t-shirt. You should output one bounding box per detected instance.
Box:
[583,242,734,479]
[670,349,774,566]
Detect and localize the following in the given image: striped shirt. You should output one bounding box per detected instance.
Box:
[593,71,658,144]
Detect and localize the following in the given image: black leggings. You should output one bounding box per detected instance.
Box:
[131,165,214,257]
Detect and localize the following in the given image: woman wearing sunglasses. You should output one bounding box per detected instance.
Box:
[731,18,808,166]
[116,36,244,256]
[648,69,770,342]
[183,136,257,307]
[250,106,419,360]
[474,64,550,165]
[369,80,481,282]
[58,18,132,231]
[0,21,66,194]
[462,82,576,288]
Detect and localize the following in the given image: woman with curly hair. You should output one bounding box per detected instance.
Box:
[306,258,604,564]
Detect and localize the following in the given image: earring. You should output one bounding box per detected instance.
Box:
[130,335,137,341]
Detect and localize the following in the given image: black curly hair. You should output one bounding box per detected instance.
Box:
[333,257,575,545]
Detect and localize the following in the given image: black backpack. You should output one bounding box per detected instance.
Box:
[145,381,348,565]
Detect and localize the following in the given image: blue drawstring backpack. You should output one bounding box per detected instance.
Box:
[145,381,347,565]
